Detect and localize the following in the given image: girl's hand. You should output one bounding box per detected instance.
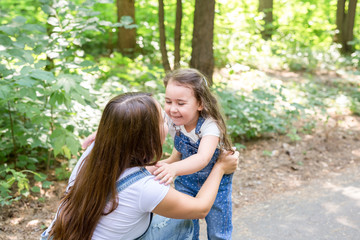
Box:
[81,131,97,149]
[216,148,239,174]
[153,162,176,185]
[145,165,158,175]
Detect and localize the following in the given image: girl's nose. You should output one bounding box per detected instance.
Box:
[170,104,178,113]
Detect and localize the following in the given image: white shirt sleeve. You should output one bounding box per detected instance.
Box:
[200,118,221,138]
[138,177,170,212]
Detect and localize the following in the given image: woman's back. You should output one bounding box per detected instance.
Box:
[70,144,170,240]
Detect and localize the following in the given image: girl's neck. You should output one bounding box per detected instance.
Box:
[183,116,200,133]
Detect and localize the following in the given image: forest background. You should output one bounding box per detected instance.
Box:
[0,0,359,214]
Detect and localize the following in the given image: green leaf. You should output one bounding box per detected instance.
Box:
[66,136,80,156]
[31,186,40,193]
[0,64,13,77]
[34,60,48,69]
[47,17,59,26]
[51,128,66,139]
[21,88,37,100]
[16,35,35,48]
[23,51,34,64]
[49,91,65,106]
[0,85,12,100]
[23,24,46,33]
[0,26,18,35]
[7,49,25,60]
[42,181,52,189]
[0,34,12,47]
[16,77,37,87]
[79,60,94,67]
[13,16,27,25]
[30,70,55,82]
[57,74,77,93]
[34,173,47,182]
[41,5,56,15]
[62,145,71,159]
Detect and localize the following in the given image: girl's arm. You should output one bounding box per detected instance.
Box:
[161,147,182,164]
[154,135,219,184]
[81,131,97,149]
[146,148,181,174]
[152,149,239,219]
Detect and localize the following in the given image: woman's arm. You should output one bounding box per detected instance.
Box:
[152,149,239,219]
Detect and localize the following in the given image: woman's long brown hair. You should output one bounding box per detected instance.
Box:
[50,92,163,240]
[164,68,234,153]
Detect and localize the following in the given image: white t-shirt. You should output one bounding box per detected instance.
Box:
[45,143,170,240]
[167,116,221,144]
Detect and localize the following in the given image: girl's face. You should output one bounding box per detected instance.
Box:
[164,80,203,131]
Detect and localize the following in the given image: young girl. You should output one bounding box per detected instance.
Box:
[153,68,235,240]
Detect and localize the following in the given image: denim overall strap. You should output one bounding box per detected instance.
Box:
[116,167,151,192]
[194,116,205,136]
[117,168,153,240]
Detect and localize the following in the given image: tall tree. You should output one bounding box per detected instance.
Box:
[174,0,182,69]
[335,0,358,54]
[158,0,171,71]
[258,0,274,40]
[190,0,215,84]
[116,0,136,57]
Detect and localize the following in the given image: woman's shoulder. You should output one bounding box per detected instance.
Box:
[119,167,169,191]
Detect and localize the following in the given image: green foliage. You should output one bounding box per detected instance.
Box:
[286,128,302,142]
[216,82,301,140]
[214,0,359,71]
[0,164,48,206]
[97,52,165,95]
[301,120,317,134]
[0,0,108,204]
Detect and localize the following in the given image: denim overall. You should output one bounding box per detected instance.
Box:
[173,117,233,240]
[40,168,193,240]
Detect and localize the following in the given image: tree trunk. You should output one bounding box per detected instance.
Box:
[190,0,215,84]
[258,0,273,40]
[116,0,136,57]
[174,0,182,69]
[335,0,358,54]
[158,0,171,71]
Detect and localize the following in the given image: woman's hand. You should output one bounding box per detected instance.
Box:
[215,148,239,174]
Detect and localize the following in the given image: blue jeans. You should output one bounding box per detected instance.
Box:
[137,215,194,240]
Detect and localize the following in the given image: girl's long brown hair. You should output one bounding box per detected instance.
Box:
[50,92,163,240]
[164,68,234,153]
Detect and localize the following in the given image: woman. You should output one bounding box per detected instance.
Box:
[41,92,239,240]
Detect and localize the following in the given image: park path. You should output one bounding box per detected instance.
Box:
[200,164,360,240]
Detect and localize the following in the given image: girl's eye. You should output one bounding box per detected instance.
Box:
[178,102,185,106]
